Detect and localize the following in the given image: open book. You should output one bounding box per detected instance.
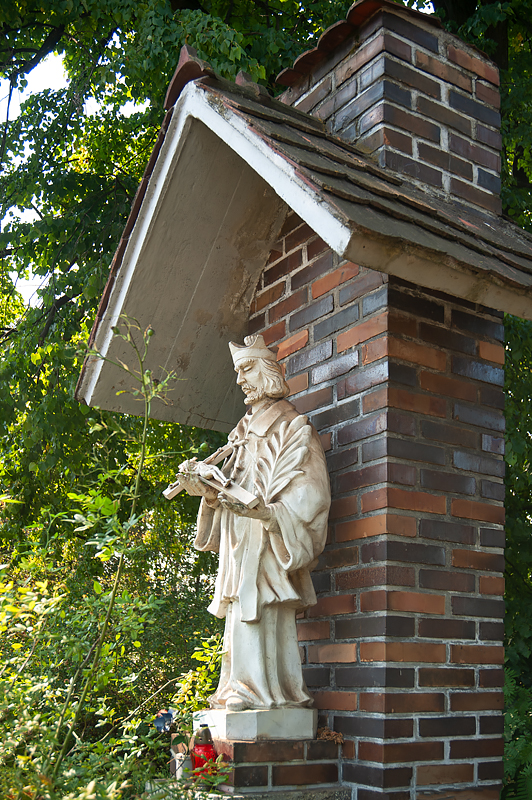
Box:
[163,444,259,509]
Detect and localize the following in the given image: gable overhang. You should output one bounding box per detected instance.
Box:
[78,79,530,430]
[77,82,354,431]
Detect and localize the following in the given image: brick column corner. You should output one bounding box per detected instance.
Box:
[248,211,505,799]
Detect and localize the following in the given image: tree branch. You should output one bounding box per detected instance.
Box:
[0,78,14,173]
[38,295,72,345]
[513,146,532,190]
[9,24,66,79]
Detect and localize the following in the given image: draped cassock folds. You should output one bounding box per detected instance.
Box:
[194,398,331,709]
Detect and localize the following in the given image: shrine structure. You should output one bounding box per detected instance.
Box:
[77,2,532,797]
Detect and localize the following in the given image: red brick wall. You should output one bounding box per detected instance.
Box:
[249,211,505,799]
[213,739,341,792]
[279,8,501,215]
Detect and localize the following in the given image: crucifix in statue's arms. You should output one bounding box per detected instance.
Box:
[163,444,259,509]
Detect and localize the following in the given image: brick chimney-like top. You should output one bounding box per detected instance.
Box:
[278,0,502,215]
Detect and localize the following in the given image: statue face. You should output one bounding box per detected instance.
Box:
[235,359,266,405]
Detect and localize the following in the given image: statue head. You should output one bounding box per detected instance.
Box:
[229,335,289,405]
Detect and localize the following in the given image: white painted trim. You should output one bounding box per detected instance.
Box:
[183,84,352,255]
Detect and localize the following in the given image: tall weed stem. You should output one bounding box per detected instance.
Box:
[50,318,167,781]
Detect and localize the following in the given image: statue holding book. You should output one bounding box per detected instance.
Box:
[169,335,331,712]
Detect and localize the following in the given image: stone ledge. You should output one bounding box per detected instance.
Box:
[416,788,500,800]
[219,791,349,800]
[146,786,349,800]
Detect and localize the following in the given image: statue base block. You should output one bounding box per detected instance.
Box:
[193,707,318,741]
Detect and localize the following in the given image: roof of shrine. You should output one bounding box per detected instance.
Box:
[76,39,532,427]
[192,72,532,299]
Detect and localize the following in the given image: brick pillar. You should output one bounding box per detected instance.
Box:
[278,3,502,216]
[248,211,505,799]
[213,739,342,793]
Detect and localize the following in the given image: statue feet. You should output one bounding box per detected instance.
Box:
[225,694,251,711]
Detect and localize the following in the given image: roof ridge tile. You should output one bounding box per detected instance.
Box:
[164,45,216,110]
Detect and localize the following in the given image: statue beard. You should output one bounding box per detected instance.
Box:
[242,385,266,405]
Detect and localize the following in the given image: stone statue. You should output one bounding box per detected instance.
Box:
[176,335,331,712]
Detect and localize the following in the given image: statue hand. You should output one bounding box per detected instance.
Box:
[218,494,272,524]
[195,461,230,487]
[177,459,218,501]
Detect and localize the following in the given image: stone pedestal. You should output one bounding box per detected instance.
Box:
[193,708,318,741]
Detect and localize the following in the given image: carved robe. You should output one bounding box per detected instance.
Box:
[194,398,330,709]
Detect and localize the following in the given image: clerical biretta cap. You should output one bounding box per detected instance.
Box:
[229,335,277,367]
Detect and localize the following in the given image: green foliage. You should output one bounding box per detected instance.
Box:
[0,567,220,797]
[189,755,233,793]
[0,574,156,798]
[0,319,223,797]
[502,314,532,796]
[172,635,224,725]
[503,669,532,796]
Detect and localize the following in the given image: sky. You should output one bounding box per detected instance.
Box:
[0,53,68,120]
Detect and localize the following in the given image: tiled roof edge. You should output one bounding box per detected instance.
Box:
[164,45,216,110]
[275,0,490,87]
